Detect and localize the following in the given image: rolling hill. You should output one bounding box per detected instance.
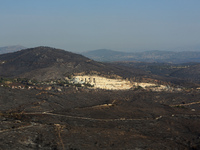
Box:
[170,64,200,83]
[82,49,200,63]
[0,46,147,81]
[0,46,200,149]
[1,46,200,86]
[113,61,200,85]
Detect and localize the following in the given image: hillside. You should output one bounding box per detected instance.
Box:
[0,46,200,149]
[1,85,200,149]
[170,64,200,83]
[111,61,200,87]
[0,46,148,81]
[82,49,200,63]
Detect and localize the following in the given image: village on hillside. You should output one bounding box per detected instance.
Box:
[0,74,182,92]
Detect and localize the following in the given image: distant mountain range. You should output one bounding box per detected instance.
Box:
[81,49,200,63]
[2,46,200,64]
[0,45,26,54]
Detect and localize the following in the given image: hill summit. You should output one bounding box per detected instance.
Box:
[0,46,145,81]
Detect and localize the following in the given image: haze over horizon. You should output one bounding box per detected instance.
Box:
[1,0,200,52]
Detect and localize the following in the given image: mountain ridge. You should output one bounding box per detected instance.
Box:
[0,46,147,81]
[82,49,200,63]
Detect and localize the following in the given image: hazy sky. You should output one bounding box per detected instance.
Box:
[1,0,200,52]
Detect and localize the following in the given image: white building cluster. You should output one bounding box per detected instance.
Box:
[67,75,181,91]
[68,75,132,90]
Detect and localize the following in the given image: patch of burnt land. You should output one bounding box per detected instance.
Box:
[0,86,200,150]
[0,47,200,149]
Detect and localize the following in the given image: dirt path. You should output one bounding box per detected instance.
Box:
[24,111,200,122]
[171,101,200,107]
[0,122,41,133]
[24,111,150,121]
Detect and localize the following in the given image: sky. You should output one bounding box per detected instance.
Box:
[0,0,200,52]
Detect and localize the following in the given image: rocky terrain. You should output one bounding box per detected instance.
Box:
[0,46,200,149]
[0,86,200,150]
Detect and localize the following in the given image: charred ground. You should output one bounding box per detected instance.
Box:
[0,85,200,150]
[0,47,200,149]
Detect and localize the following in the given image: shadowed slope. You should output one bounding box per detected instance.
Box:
[0,46,147,81]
